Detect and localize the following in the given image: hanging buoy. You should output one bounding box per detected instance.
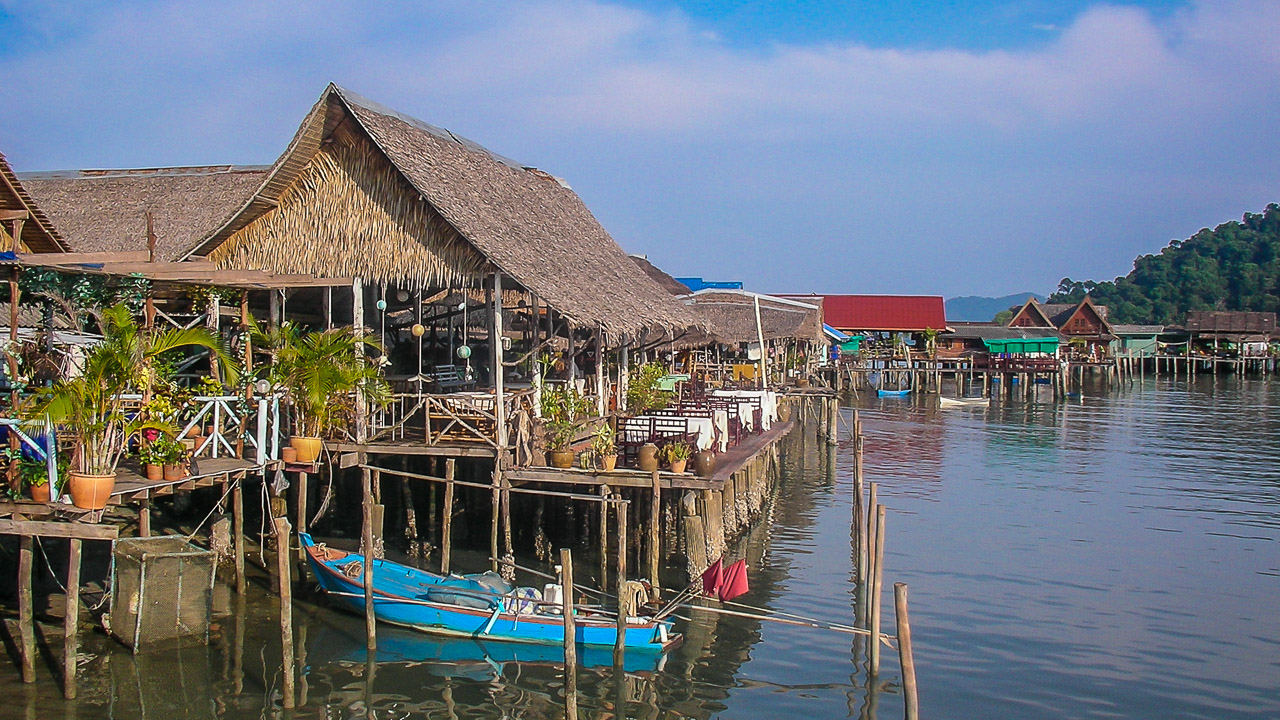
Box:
[376,299,388,311]
[411,324,425,337]
[457,346,472,359]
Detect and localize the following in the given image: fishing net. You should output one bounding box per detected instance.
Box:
[109,536,217,652]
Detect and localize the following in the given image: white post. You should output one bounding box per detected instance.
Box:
[493,273,507,450]
[270,395,280,460]
[619,341,631,414]
[256,396,269,465]
[531,294,543,418]
[353,278,367,444]
[753,293,768,389]
[595,328,607,417]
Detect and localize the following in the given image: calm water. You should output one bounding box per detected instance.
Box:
[5,376,1279,718]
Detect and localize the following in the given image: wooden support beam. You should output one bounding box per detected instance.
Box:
[361,458,375,650]
[17,535,35,683]
[441,459,455,575]
[273,517,296,709]
[613,500,628,665]
[232,479,245,595]
[560,548,578,720]
[0,520,119,540]
[648,470,661,593]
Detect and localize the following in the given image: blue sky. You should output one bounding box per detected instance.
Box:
[1,0,1277,298]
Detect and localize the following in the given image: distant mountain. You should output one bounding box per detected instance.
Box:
[945,293,1042,322]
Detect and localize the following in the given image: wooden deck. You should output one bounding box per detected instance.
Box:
[505,420,794,491]
[331,440,497,458]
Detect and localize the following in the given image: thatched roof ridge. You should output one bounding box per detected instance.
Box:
[21,165,267,260]
[0,152,68,253]
[677,290,823,347]
[190,84,697,337]
[630,255,691,295]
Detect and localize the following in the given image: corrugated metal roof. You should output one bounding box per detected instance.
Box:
[781,294,947,332]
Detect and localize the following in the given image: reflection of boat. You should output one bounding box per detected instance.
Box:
[300,533,680,654]
[939,396,988,407]
[305,624,668,675]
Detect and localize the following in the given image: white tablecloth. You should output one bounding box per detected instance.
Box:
[622,415,718,451]
[711,390,778,431]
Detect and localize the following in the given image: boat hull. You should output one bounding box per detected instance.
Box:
[300,534,679,654]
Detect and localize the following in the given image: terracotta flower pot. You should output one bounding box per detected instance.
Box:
[549,450,575,469]
[68,472,115,510]
[281,446,298,464]
[692,449,717,477]
[29,483,50,503]
[145,464,164,482]
[290,436,324,463]
[163,464,185,482]
[637,443,660,472]
[670,458,688,474]
[600,454,618,472]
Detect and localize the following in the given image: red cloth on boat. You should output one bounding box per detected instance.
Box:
[719,559,749,602]
[701,558,723,596]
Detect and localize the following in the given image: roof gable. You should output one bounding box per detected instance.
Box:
[0,151,68,253]
[1008,298,1056,328]
[1058,298,1112,336]
[192,84,695,337]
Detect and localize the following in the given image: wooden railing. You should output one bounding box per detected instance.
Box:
[369,389,538,450]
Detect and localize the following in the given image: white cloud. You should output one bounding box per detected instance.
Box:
[0,0,1278,294]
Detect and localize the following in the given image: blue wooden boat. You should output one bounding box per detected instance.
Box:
[300,533,680,654]
[876,388,912,397]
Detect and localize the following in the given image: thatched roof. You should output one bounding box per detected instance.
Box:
[1185,310,1276,336]
[20,165,268,260]
[189,84,697,338]
[676,290,823,347]
[630,255,690,295]
[0,151,68,253]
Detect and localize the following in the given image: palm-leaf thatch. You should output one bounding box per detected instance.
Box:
[20,165,266,259]
[672,291,824,348]
[210,140,486,290]
[190,84,699,338]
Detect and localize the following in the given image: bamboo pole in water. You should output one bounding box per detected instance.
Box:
[895,582,919,720]
[62,538,81,699]
[441,458,455,574]
[869,505,887,676]
[361,459,376,650]
[614,500,629,665]
[560,548,579,720]
[273,517,296,709]
[865,482,878,625]
[649,470,661,596]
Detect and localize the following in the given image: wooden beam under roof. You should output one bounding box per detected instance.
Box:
[8,253,352,288]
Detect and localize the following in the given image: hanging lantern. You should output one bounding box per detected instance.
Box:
[396,289,410,303]
[376,299,388,311]
[456,345,472,359]
[411,324,426,337]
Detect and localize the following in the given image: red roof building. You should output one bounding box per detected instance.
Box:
[778,294,948,333]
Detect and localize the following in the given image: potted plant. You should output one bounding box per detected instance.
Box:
[253,321,388,463]
[661,440,692,474]
[137,441,166,481]
[27,304,235,509]
[151,435,187,481]
[592,423,618,471]
[19,457,50,503]
[540,384,593,469]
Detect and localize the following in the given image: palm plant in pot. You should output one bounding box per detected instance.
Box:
[253,321,388,464]
[541,384,593,469]
[27,304,236,509]
[591,423,619,471]
[661,440,692,474]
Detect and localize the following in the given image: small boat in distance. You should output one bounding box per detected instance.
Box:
[877,388,912,397]
[939,396,989,407]
[300,533,681,654]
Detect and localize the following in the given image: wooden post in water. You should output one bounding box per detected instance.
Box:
[441,458,455,574]
[273,517,296,709]
[232,478,245,595]
[599,484,611,591]
[17,535,34,683]
[560,548,579,720]
[62,538,82,699]
[869,505,887,676]
[826,397,839,444]
[865,482,878,625]
[614,500,628,665]
[361,459,376,650]
[648,470,661,595]
[895,582,919,720]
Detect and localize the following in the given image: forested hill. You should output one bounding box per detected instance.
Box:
[1048,204,1280,324]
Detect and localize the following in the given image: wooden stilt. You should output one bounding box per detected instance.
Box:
[490,464,501,573]
[614,500,628,665]
[138,497,151,537]
[648,470,661,594]
[599,484,611,591]
[869,505,887,676]
[361,461,376,650]
[560,548,578,720]
[895,582,919,720]
[232,479,245,595]
[273,517,296,709]
[62,538,81,699]
[441,459,455,574]
[17,535,34,683]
